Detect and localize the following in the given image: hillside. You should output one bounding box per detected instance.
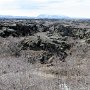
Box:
[0,19,89,90]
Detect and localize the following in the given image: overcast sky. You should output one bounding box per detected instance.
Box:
[0,0,90,18]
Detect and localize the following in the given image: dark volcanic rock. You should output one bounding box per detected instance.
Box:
[0,27,17,37]
[20,34,70,62]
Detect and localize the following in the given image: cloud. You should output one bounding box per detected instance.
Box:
[0,0,89,18]
[0,0,14,3]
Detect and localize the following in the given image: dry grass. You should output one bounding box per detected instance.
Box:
[0,19,90,90]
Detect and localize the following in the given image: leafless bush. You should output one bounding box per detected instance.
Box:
[0,36,22,57]
[7,41,21,57]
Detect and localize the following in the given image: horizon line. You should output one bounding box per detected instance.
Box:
[0,14,90,19]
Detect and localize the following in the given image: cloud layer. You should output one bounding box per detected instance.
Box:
[0,0,90,18]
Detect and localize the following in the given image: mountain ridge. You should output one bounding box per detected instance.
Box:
[0,14,70,19]
[37,14,70,19]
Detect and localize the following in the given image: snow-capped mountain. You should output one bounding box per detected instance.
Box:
[37,14,70,19]
[0,14,70,19]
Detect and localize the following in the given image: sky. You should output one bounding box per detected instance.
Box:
[0,0,90,18]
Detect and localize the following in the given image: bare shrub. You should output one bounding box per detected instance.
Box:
[7,41,21,57]
[0,36,22,57]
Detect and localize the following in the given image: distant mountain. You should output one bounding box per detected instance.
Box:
[0,15,31,19]
[36,14,70,19]
[0,14,70,19]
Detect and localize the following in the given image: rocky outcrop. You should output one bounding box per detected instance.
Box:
[0,27,17,37]
[0,24,39,37]
[20,35,70,52]
[20,34,70,62]
[0,20,90,64]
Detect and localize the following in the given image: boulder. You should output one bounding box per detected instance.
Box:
[0,27,17,37]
